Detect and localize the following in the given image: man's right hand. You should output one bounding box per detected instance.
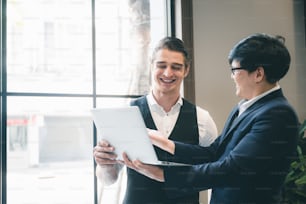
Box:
[148,129,175,155]
[93,139,119,166]
[94,139,123,185]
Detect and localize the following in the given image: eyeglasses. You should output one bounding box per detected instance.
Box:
[230,67,246,75]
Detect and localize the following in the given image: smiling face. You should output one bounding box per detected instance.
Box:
[151,48,189,97]
[230,60,257,100]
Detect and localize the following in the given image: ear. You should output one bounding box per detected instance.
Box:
[184,66,190,77]
[254,66,265,83]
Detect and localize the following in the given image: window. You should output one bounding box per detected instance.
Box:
[1,0,170,203]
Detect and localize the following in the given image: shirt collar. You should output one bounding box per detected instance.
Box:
[147,91,183,115]
[238,84,280,116]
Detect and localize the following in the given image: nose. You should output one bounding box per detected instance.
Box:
[163,66,173,77]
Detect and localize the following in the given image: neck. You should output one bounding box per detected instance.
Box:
[257,82,278,95]
[249,82,278,100]
[152,90,180,112]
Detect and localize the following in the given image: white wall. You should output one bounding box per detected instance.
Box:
[192,0,306,131]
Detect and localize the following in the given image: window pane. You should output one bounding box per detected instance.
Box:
[7,96,94,204]
[95,0,167,95]
[7,0,92,94]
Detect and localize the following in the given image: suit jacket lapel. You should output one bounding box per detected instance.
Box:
[223,107,239,133]
[219,89,284,145]
[219,107,239,143]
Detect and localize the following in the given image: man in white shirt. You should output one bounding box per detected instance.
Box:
[93,37,218,204]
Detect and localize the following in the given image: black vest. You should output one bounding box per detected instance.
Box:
[123,96,199,204]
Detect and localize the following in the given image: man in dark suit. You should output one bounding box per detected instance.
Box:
[123,33,299,204]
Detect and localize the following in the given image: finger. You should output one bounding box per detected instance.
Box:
[132,159,143,166]
[122,152,131,165]
[148,129,164,137]
[149,134,164,147]
[98,139,110,146]
[97,139,115,151]
[122,152,138,170]
[94,150,117,160]
[94,144,115,153]
[94,151,120,165]
[133,160,151,170]
[95,157,118,165]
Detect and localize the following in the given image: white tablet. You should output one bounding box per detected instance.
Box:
[91,106,190,166]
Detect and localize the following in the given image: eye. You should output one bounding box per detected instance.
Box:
[171,64,183,70]
[156,63,167,69]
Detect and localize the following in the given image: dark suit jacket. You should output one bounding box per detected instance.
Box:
[162,89,299,204]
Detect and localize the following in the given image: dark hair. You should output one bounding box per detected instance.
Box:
[151,37,191,68]
[228,33,291,83]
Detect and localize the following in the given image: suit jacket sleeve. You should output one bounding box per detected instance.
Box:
[167,137,220,164]
[165,106,239,164]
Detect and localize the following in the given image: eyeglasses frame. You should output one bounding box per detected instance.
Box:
[230,67,246,75]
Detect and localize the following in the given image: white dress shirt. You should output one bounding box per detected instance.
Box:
[146,93,218,147]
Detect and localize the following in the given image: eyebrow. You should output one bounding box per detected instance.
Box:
[156,61,184,67]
